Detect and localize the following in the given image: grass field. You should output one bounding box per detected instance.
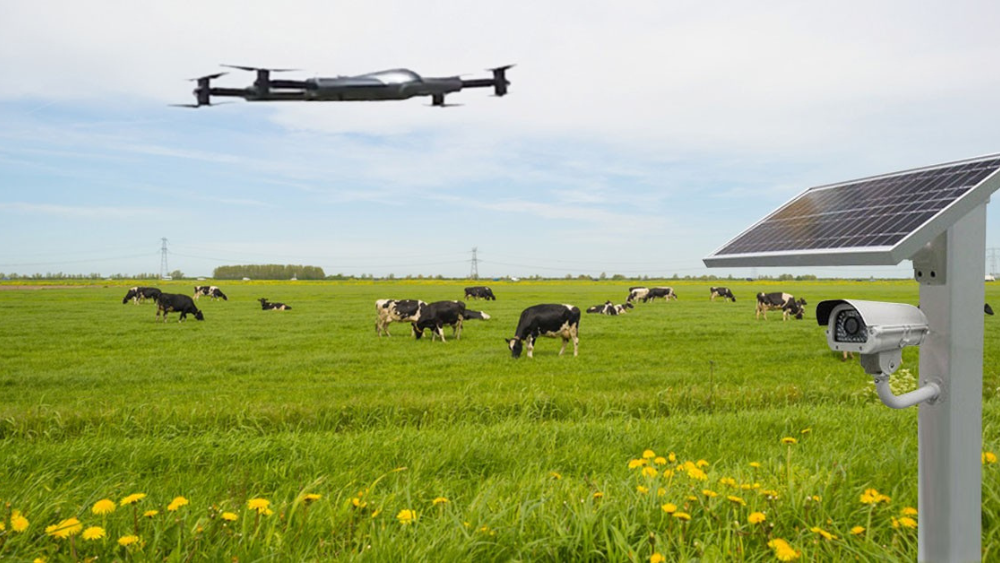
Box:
[1,279,998,561]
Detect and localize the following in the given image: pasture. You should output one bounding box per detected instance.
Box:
[1,279,998,561]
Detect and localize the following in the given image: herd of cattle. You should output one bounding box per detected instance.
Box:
[120,283,812,357]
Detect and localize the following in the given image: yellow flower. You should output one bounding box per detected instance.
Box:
[167,496,189,511]
[749,461,762,469]
[899,516,917,529]
[891,517,900,529]
[702,489,718,498]
[673,511,691,521]
[549,471,562,480]
[661,503,677,514]
[33,558,46,563]
[901,506,918,516]
[653,456,667,466]
[45,517,82,539]
[593,492,604,499]
[303,493,322,503]
[92,499,116,515]
[781,437,797,445]
[247,498,270,514]
[0,522,5,531]
[809,495,821,503]
[650,553,665,563]
[397,509,416,524]
[748,511,766,524]
[118,535,140,547]
[850,526,866,535]
[221,512,238,522]
[810,526,838,540]
[432,497,449,505]
[642,449,656,459]
[727,495,747,506]
[983,451,998,464]
[768,538,800,561]
[719,477,737,488]
[800,428,811,434]
[667,452,677,463]
[642,466,658,478]
[696,459,710,468]
[636,485,649,495]
[860,488,891,504]
[119,493,146,506]
[656,487,667,497]
[684,462,708,481]
[82,526,106,541]
[760,489,780,499]
[628,459,647,469]
[351,497,368,509]
[11,510,29,532]
[143,510,159,518]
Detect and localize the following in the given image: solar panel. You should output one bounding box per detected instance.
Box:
[703,154,1000,267]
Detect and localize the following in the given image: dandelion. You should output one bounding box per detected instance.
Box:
[702,489,719,498]
[650,553,666,563]
[82,526,106,541]
[642,449,656,459]
[397,509,417,525]
[351,497,368,509]
[901,506,918,516]
[899,517,918,529]
[593,492,604,499]
[221,512,238,522]
[860,488,891,504]
[45,517,82,539]
[781,437,797,445]
[809,495,821,503]
[636,485,649,495]
[748,512,766,524]
[891,517,900,529]
[92,499,116,515]
[673,511,691,521]
[850,526,866,535]
[983,452,998,464]
[684,463,708,481]
[642,466,658,478]
[719,477,737,488]
[629,459,648,469]
[667,452,677,463]
[727,495,747,506]
[303,493,322,503]
[143,510,159,518]
[248,498,271,514]
[656,487,667,497]
[654,456,667,466]
[800,428,811,434]
[749,461,762,469]
[11,510,29,532]
[810,526,838,541]
[768,538,800,561]
[696,459,710,468]
[661,503,677,514]
[167,496,189,511]
[118,535,140,547]
[433,497,449,505]
[119,493,146,506]
[549,471,562,480]
[760,489,780,499]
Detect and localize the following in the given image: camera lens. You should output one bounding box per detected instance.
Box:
[835,309,867,343]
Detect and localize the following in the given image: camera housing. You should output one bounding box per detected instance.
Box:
[816,299,930,376]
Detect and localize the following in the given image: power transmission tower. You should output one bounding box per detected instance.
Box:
[988,247,998,277]
[470,247,479,279]
[160,238,169,279]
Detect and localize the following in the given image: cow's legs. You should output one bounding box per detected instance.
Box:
[558,338,567,356]
[526,338,534,358]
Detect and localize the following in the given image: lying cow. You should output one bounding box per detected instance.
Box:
[464,309,492,320]
[194,285,228,301]
[646,287,678,302]
[755,292,806,320]
[464,286,496,301]
[155,293,204,322]
[710,287,736,302]
[122,286,161,305]
[375,299,426,337]
[259,298,292,311]
[412,300,467,342]
[506,304,580,359]
[586,301,632,315]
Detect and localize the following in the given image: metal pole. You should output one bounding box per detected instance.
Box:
[917,204,985,561]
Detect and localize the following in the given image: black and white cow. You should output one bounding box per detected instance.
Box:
[122,286,162,305]
[194,285,228,301]
[375,299,426,337]
[505,304,580,359]
[710,287,736,302]
[755,292,806,320]
[646,287,678,302]
[464,309,492,320]
[586,301,633,315]
[155,293,204,322]
[412,300,467,342]
[464,286,496,301]
[259,298,292,311]
[626,287,650,303]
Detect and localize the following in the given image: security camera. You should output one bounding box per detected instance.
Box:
[816,299,939,409]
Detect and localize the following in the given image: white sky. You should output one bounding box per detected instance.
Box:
[3,1,1000,278]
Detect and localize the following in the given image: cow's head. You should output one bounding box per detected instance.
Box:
[122,288,137,304]
[412,323,425,339]
[194,310,205,321]
[506,338,523,358]
[623,302,634,309]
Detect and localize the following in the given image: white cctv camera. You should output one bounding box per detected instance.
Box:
[816,299,939,409]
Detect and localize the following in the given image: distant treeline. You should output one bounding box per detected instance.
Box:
[213,265,326,280]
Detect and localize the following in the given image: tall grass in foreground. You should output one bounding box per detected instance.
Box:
[1,279,999,561]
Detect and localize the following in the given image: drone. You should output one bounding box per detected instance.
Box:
[175,64,513,108]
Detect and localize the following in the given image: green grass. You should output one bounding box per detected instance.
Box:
[1,279,998,561]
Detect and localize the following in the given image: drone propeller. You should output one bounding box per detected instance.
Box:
[220,64,299,73]
[188,72,228,82]
[489,64,514,96]
[169,101,234,109]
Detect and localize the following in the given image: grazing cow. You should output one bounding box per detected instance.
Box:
[464,286,497,301]
[710,287,736,302]
[194,285,228,301]
[505,304,581,359]
[646,287,678,302]
[258,298,292,311]
[122,286,162,305]
[464,309,492,320]
[375,299,426,337]
[412,300,467,342]
[155,293,204,322]
[626,287,650,303]
[755,292,806,320]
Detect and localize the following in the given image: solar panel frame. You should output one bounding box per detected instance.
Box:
[703,154,1000,267]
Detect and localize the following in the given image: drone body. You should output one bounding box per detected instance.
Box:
[179,65,513,108]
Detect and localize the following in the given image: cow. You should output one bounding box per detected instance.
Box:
[505,304,581,359]
[710,287,736,302]
[464,286,496,301]
[122,286,161,305]
[464,309,492,320]
[645,287,678,302]
[626,287,650,303]
[375,299,426,337]
[586,301,633,315]
[194,285,228,301]
[412,300,467,342]
[755,292,806,320]
[155,293,204,322]
[258,298,292,311]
